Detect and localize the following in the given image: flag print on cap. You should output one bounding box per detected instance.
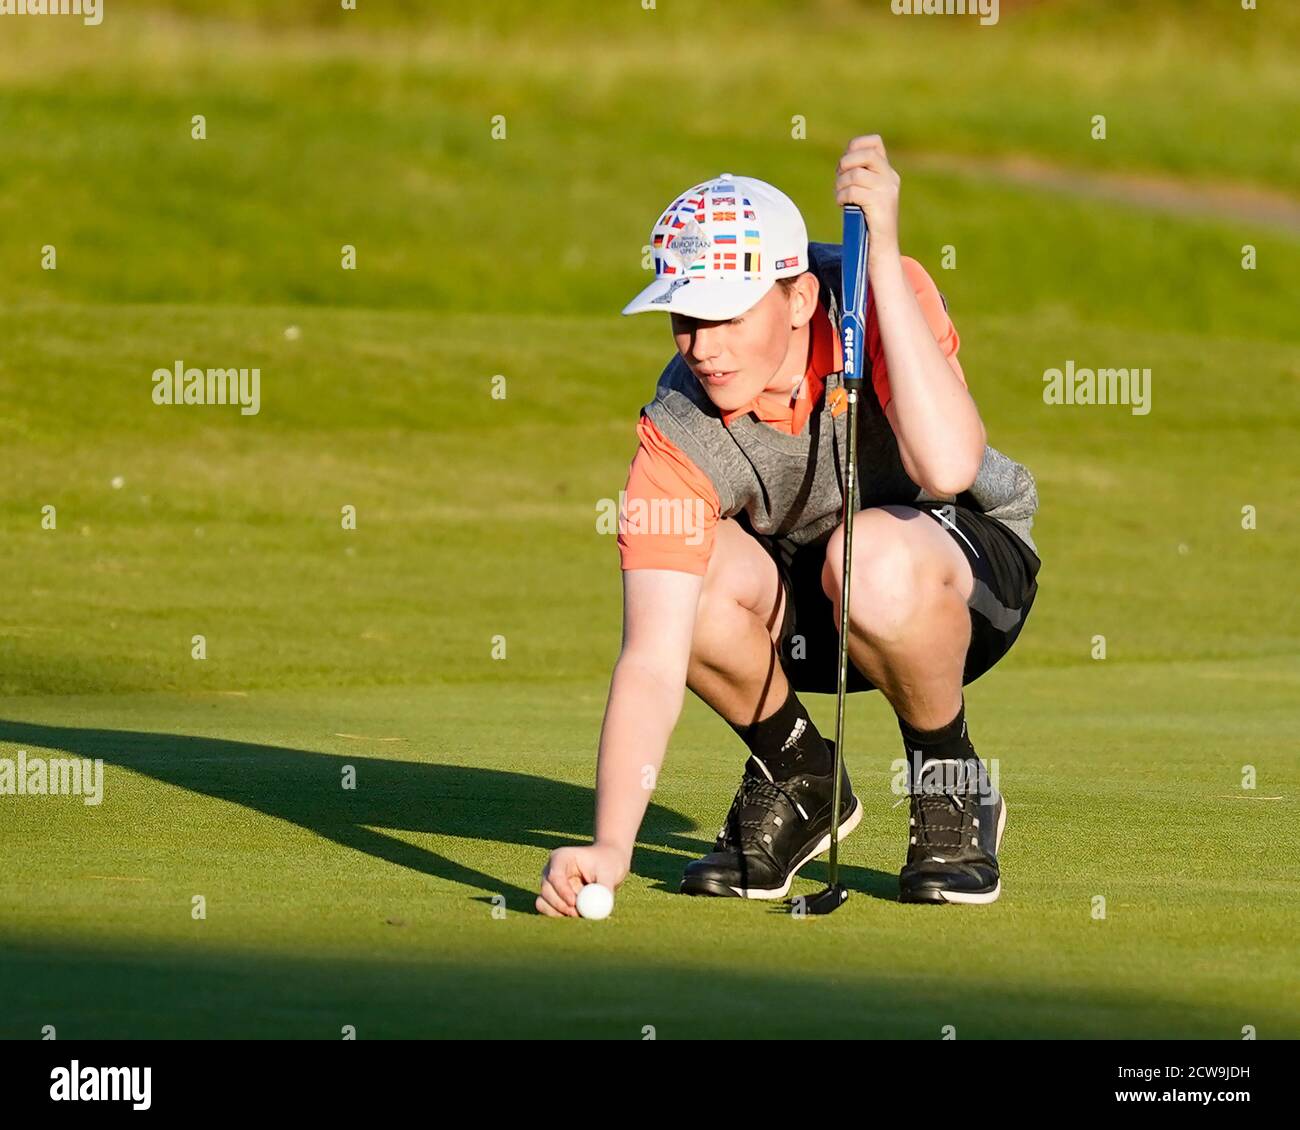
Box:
[623,173,809,320]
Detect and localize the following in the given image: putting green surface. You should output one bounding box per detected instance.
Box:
[1,658,1297,1039]
[1,2,1297,1038]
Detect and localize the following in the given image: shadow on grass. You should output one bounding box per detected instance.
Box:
[0,719,895,910]
[0,932,1284,1040]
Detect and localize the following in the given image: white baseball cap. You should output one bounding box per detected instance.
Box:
[622,173,809,320]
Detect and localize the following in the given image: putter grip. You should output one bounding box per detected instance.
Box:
[840,206,868,390]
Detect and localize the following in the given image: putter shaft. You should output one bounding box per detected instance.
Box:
[828,383,859,886]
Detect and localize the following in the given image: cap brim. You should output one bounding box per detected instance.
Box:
[621,276,773,320]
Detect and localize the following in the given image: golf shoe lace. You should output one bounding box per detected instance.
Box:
[718,775,801,855]
[912,790,968,853]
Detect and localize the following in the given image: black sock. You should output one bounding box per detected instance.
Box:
[730,687,833,778]
[898,697,976,786]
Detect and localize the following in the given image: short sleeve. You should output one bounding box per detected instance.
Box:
[618,414,722,575]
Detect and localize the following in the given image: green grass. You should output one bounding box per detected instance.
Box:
[0,2,1297,1038]
[1,661,1297,1038]
[2,3,1298,322]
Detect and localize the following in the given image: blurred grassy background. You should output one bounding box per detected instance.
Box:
[1,0,1296,695]
[1,0,1297,329]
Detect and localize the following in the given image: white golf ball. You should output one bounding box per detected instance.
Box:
[576,882,614,920]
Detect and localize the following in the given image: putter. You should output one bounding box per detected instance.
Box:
[799,205,868,916]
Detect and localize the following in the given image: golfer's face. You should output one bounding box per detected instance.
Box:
[671,285,793,412]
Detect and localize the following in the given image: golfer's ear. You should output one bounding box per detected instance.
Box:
[788,272,820,329]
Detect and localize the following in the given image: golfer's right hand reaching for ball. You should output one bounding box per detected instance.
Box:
[537,844,628,917]
[536,570,703,916]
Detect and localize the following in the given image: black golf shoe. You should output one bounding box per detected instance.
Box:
[898,756,1006,905]
[680,743,862,899]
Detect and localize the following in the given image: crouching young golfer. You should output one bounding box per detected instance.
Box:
[537,136,1041,916]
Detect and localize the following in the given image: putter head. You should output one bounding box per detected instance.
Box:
[789,883,849,916]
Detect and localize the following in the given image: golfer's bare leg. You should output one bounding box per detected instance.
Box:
[823,505,974,731]
[686,518,789,729]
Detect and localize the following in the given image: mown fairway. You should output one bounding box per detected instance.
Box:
[0,1,1296,1038]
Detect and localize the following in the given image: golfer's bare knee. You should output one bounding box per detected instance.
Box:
[822,509,957,644]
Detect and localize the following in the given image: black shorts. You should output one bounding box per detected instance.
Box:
[753,504,1041,695]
